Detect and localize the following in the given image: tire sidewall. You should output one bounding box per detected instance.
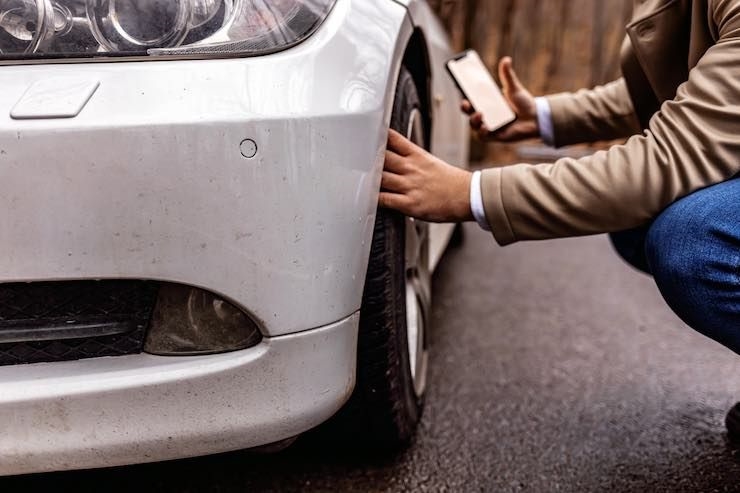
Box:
[386,67,427,426]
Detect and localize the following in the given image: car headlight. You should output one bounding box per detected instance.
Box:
[0,0,336,61]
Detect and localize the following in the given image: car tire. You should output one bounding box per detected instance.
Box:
[325,67,431,451]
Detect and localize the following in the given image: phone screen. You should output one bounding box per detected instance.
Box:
[447,51,516,132]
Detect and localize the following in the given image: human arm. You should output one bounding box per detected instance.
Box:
[463,59,640,146]
[482,0,740,244]
[545,78,642,147]
[383,0,740,245]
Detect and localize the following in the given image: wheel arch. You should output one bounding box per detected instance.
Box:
[401,28,434,149]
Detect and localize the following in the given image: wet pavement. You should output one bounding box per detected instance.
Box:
[4,225,740,492]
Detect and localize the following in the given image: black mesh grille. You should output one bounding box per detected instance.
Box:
[0,281,159,366]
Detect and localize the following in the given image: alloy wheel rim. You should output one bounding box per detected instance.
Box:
[404,108,430,398]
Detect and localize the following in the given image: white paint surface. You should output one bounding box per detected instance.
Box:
[0,314,358,475]
[0,0,470,474]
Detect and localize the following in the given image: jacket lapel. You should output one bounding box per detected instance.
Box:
[625,0,691,103]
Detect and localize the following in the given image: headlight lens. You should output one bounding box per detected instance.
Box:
[0,0,335,61]
[0,0,54,54]
[87,0,193,51]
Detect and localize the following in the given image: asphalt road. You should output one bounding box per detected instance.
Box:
[5,225,740,492]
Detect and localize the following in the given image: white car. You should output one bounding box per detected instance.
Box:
[0,0,468,475]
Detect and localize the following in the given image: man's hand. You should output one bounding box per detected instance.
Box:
[461,56,539,142]
[379,129,473,223]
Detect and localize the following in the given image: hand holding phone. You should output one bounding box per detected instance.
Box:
[448,54,540,142]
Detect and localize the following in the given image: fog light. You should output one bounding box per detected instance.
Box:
[144,283,262,355]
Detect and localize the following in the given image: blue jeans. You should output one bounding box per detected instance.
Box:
[610,178,740,355]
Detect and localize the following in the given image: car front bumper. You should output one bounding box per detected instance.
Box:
[0,313,358,475]
[0,0,411,337]
[0,0,413,475]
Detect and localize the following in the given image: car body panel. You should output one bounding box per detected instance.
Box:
[0,0,411,337]
[394,0,470,268]
[0,0,470,475]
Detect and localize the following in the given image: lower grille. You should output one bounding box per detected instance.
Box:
[0,281,159,366]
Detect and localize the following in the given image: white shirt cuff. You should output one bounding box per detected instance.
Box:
[535,96,555,147]
[470,170,491,232]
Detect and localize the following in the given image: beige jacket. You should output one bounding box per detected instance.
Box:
[481,0,740,245]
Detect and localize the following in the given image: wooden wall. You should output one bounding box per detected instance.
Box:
[429,0,633,93]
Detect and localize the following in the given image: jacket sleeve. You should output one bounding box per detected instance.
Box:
[546,78,642,147]
[479,0,740,246]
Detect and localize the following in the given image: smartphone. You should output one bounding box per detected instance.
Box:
[446,50,516,132]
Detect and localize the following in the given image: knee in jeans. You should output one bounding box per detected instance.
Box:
[646,203,691,281]
[642,181,740,353]
[644,198,711,319]
[644,191,740,352]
